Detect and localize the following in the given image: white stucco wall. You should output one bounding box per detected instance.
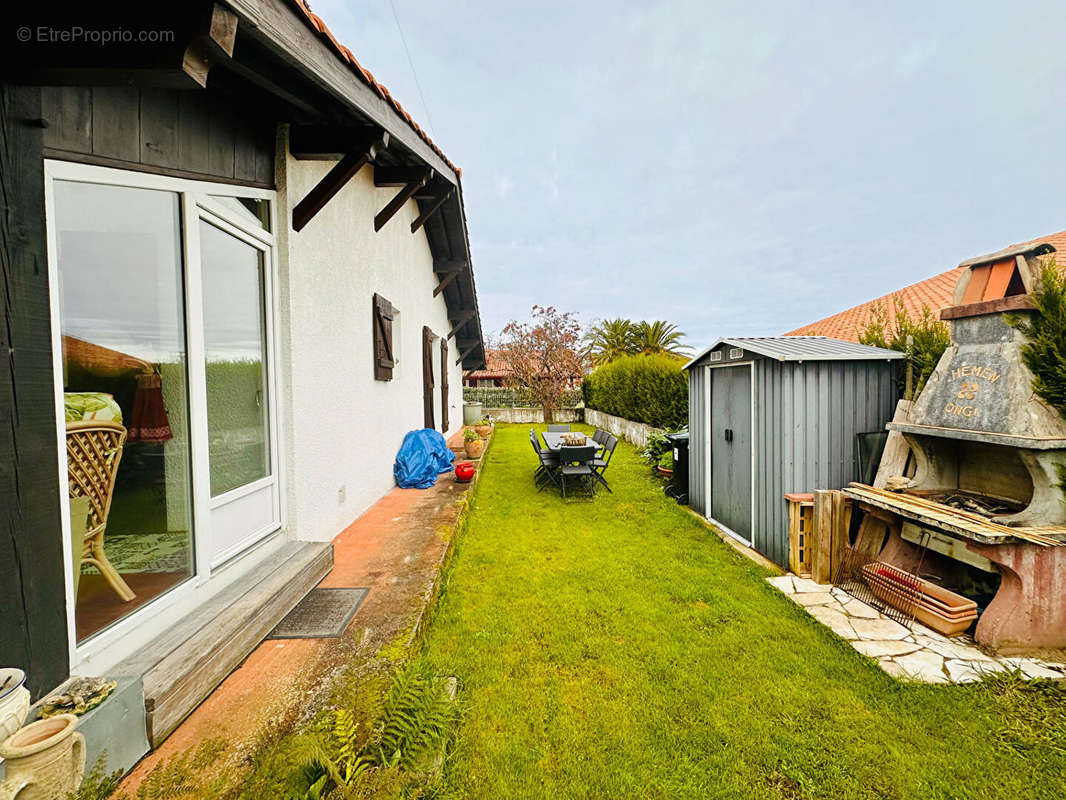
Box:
[274,128,464,542]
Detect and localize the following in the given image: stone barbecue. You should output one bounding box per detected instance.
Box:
[846,241,1066,652]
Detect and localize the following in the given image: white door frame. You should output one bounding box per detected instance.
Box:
[703,360,757,549]
[43,160,284,669]
[190,201,283,570]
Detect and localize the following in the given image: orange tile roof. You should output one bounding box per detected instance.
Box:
[289,0,460,177]
[463,349,509,380]
[785,229,1066,342]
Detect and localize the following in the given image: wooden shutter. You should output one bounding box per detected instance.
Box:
[440,337,449,433]
[372,294,394,381]
[422,326,435,429]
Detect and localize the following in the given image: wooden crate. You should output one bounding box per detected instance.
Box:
[786,493,814,577]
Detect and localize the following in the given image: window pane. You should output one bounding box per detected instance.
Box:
[200,219,270,496]
[54,180,195,643]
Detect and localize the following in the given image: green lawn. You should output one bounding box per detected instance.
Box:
[417,424,1066,800]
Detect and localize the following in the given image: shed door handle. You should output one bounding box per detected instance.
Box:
[724,428,733,443]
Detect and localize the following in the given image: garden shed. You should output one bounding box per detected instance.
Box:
[683,336,905,566]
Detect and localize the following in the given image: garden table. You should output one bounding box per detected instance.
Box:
[541,432,590,451]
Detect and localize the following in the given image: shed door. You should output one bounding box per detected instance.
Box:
[709,365,752,542]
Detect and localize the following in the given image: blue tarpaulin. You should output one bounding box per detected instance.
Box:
[393,428,455,489]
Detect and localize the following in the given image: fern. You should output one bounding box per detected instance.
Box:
[291,668,459,798]
[368,670,458,772]
[132,739,229,800]
[66,754,124,800]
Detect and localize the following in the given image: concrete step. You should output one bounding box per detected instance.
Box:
[112,540,333,747]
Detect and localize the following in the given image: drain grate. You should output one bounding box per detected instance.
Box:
[269,587,368,639]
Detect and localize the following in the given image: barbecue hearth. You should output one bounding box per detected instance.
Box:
[846,241,1066,652]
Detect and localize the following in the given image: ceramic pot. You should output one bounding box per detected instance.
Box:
[0,670,30,743]
[464,439,485,458]
[455,462,476,482]
[0,714,85,800]
[475,424,492,439]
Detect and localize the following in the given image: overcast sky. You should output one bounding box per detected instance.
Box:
[313,0,1066,350]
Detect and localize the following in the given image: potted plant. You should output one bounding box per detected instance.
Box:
[463,428,485,458]
[656,450,674,478]
[475,418,493,439]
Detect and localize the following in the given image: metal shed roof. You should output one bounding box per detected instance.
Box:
[683,336,906,369]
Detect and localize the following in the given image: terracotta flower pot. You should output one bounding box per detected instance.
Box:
[464,439,485,458]
[0,714,85,800]
[0,669,30,744]
[475,424,492,439]
[657,466,674,478]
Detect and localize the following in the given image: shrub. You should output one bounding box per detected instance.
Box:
[857,298,949,397]
[582,353,688,429]
[463,387,583,408]
[1007,259,1066,420]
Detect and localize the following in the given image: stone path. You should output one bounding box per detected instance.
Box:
[768,574,1066,684]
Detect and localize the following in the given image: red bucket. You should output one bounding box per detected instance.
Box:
[455,462,476,482]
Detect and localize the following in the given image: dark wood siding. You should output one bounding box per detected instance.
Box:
[41,86,275,187]
[1,84,70,698]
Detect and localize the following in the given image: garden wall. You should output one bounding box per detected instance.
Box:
[483,407,583,424]
[584,407,664,448]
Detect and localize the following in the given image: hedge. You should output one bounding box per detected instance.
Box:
[463,386,583,409]
[581,353,687,428]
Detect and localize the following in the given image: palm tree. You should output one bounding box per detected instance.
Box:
[583,318,636,365]
[632,320,688,358]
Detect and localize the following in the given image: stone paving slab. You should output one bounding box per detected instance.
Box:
[767,573,1066,684]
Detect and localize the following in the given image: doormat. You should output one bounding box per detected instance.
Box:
[268,587,368,639]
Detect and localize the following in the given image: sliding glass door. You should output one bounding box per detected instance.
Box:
[53,180,195,643]
[47,162,280,653]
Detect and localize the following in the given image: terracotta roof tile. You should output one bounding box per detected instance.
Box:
[288,0,461,177]
[785,229,1066,342]
[463,349,509,380]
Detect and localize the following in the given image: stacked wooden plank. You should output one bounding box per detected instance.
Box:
[846,483,1063,547]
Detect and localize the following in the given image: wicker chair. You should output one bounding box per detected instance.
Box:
[66,420,136,602]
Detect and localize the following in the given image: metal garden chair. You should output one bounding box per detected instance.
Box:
[531,429,561,492]
[558,444,597,498]
[589,434,618,493]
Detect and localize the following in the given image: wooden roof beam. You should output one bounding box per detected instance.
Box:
[447,310,475,340]
[374,165,433,187]
[290,124,386,160]
[455,342,479,366]
[411,186,454,234]
[434,262,466,275]
[374,169,432,232]
[291,129,388,231]
[433,270,458,298]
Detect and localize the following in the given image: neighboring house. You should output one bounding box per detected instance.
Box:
[785,230,1066,341]
[1,0,485,763]
[462,349,584,389]
[463,349,509,387]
